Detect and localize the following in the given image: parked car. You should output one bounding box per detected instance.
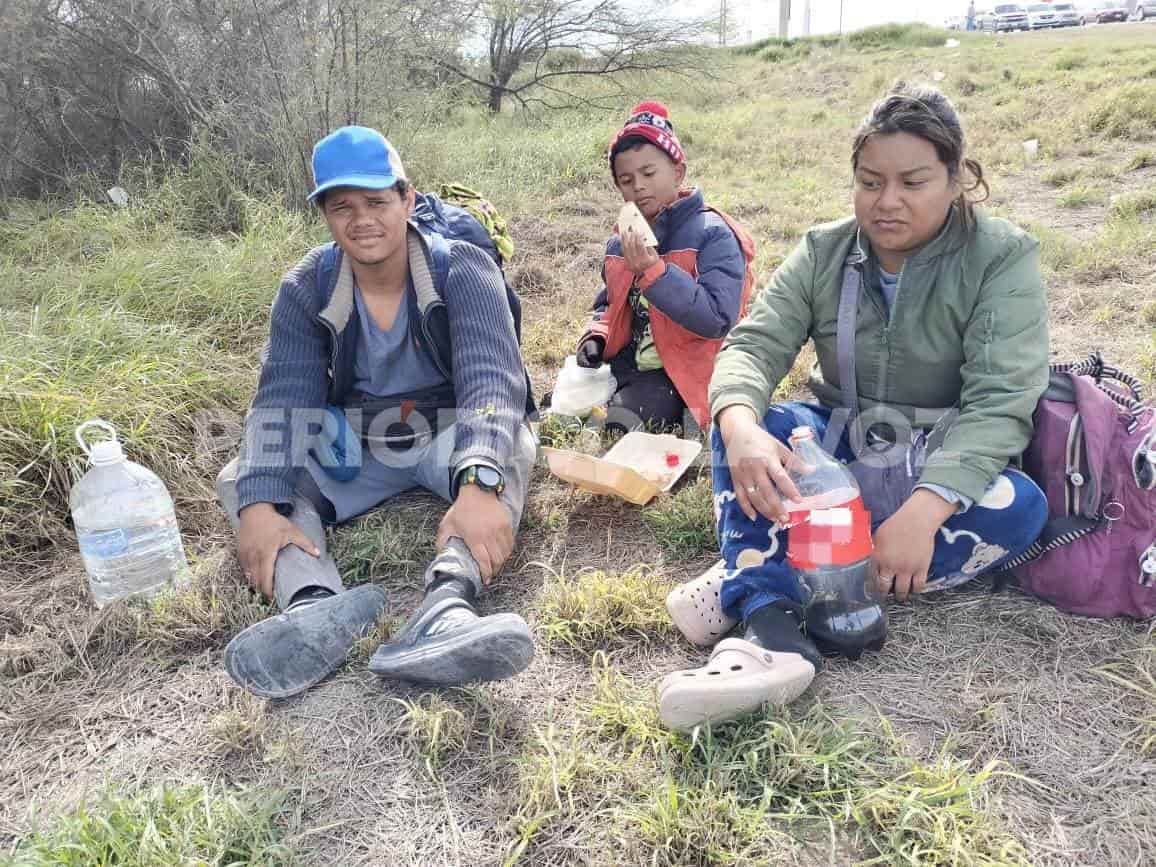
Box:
[1079,1,1129,24]
[980,3,1031,30]
[1027,2,1062,26]
[1049,2,1083,25]
[1130,1,1156,21]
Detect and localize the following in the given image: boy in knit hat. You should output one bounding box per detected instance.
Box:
[574,101,755,432]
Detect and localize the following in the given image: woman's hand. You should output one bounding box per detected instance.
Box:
[621,225,661,275]
[718,405,801,524]
[871,489,958,600]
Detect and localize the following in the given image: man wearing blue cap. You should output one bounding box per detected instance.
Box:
[214,126,537,698]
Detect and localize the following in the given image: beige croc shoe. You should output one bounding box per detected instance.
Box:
[657,637,816,731]
[665,560,738,647]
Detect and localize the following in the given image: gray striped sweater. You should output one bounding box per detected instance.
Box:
[235,231,527,511]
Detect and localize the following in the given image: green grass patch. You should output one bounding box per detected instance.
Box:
[587,653,685,758]
[1143,302,1156,327]
[3,783,293,867]
[0,302,249,561]
[391,693,472,773]
[1056,185,1106,208]
[1125,150,1156,172]
[1085,84,1156,140]
[642,474,715,560]
[504,722,629,866]
[590,663,1030,865]
[739,23,949,65]
[851,758,1031,866]
[622,778,789,865]
[1143,336,1156,385]
[329,497,441,583]
[1053,50,1088,71]
[535,565,674,652]
[845,23,949,50]
[1110,189,1156,219]
[1042,164,1082,187]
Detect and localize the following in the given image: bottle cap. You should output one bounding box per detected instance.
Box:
[90,439,126,466]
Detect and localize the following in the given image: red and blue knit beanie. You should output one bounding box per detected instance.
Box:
[608,101,686,172]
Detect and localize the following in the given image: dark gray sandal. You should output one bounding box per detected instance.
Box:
[368,597,534,685]
[224,584,386,699]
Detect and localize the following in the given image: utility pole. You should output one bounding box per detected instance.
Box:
[720,0,728,46]
[839,0,846,35]
[778,0,791,38]
[803,0,811,36]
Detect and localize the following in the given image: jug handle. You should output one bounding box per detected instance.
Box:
[75,419,119,459]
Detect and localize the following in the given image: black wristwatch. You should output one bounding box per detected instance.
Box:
[456,464,505,496]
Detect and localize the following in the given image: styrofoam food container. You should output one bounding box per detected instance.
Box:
[541,431,702,504]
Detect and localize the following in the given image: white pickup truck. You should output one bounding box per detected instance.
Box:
[979,4,1031,31]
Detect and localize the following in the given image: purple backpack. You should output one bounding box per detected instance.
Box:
[1008,355,1156,618]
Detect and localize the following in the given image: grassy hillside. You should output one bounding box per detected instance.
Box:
[2,22,1155,867]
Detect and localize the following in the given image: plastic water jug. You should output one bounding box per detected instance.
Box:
[70,420,189,607]
[782,426,886,659]
[549,355,616,418]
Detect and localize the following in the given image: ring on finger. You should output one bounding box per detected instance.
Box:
[746,484,758,494]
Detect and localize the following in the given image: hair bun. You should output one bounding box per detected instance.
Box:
[630,101,669,119]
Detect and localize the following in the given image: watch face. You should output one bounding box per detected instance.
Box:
[476,466,502,488]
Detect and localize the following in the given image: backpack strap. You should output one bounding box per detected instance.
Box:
[1000,513,1104,570]
[404,225,537,419]
[704,206,757,317]
[1051,352,1149,433]
[407,228,441,317]
[836,254,865,424]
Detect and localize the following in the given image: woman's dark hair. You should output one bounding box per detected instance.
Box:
[851,82,990,226]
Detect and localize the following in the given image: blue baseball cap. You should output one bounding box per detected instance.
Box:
[308,126,407,203]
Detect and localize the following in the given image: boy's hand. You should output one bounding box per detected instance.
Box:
[621,225,661,275]
[237,502,320,599]
[576,336,605,368]
[438,485,514,583]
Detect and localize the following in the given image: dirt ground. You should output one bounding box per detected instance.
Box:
[3,31,1156,867]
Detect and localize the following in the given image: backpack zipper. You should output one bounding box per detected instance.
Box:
[1064,414,1084,516]
[1141,543,1156,588]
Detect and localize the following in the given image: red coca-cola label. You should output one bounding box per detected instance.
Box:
[786,496,873,569]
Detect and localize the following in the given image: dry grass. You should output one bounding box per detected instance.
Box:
[3,21,1155,867]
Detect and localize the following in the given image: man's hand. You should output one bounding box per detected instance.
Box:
[621,225,661,276]
[237,502,320,599]
[871,490,957,600]
[576,336,605,369]
[438,484,514,584]
[717,405,801,524]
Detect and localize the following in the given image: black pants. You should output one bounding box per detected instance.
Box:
[605,357,687,433]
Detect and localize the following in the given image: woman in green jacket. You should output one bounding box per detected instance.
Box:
[659,83,1050,731]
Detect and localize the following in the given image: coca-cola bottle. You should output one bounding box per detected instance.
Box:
[782,426,887,659]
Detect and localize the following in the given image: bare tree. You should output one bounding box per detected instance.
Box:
[427,0,712,113]
[0,0,469,199]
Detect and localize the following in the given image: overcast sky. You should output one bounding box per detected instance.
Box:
[692,0,973,41]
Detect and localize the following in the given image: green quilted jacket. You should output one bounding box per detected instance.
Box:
[709,207,1049,503]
